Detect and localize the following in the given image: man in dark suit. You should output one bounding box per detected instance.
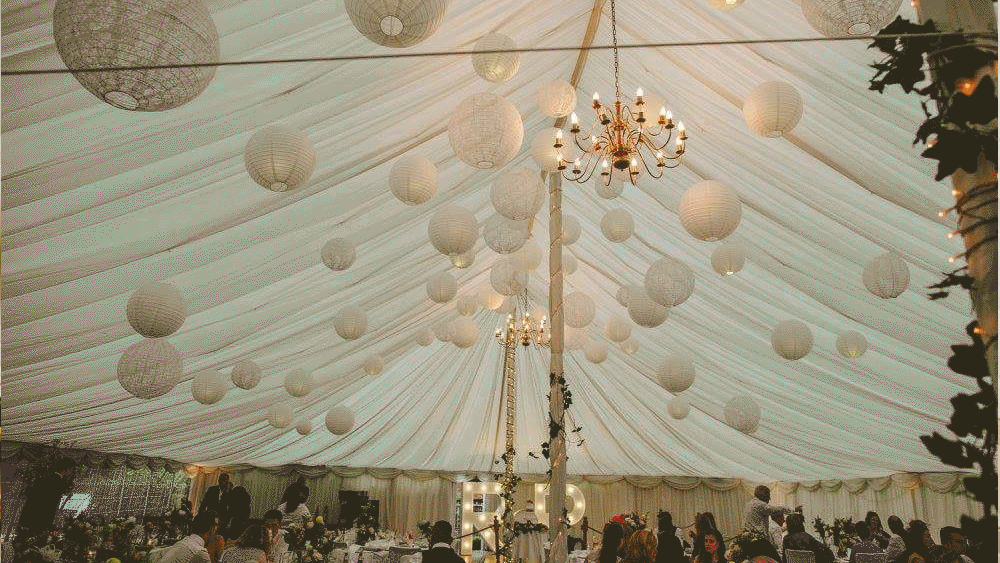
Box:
[422,521,464,563]
[200,473,233,524]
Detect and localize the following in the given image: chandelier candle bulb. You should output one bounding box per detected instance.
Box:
[570,113,579,130]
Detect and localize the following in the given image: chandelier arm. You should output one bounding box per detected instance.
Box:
[645,133,676,152]
[636,149,663,179]
[576,152,601,183]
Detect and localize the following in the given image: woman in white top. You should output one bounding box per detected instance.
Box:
[278,498,312,527]
[221,524,271,563]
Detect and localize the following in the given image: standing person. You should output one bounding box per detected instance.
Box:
[693,530,728,563]
[160,511,220,563]
[201,474,234,525]
[745,487,798,537]
[622,530,657,563]
[655,512,684,563]
[16,457,76,542]
[865,513,891,550]
[221,524,272,563]
[224,486,253,541]
[849,521,883,563]
[277,492,311,528]
[422,521,463,563]
[280,477,309,508]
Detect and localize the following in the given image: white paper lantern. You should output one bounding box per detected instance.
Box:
[562,215,581,245]
[230,359,262,390]
[743,82,804,138]
[126,282,187,338]
[601,208,635,243]
[617,283,642,308]
[245,126,316,192]
[537,79,577,118]
[772,319,814,360]
[645,257,695,307]
[725,395,761,434]
[472,33,520,83]
[389,156,437,205]
[296,421,312,436]
[667,396,690,419]
[564,292,596,328]
[118,339,184,399]
[427,272,458,303]
[484,214,529,254]
[325,405,354,435]
[451,250,476,269]
[321,238,357,271]
[679,181,742,242]
[448,92,523,169]
[268,404,294,429]
[284,368,315,397]
[192,369,226,405]
[801,0,902,36]
[563,326,589,351]
[836,330,868,358]
[456,295,478,316]
[620,338,639,355]
[451,317,479,348]
[605,314,632,343]
[595,174,625,199]
[563,253,578,275]
[491,259,528,295]
[710,0,746,9]
[435,320,454,342]
[657,354,696,393]
[478,286,505,310]
[363,355,384,376]
[416,327,435,346]
[334,306,368,340]
[628,288,669,328]
[344,0,447,47]
[584,341,608,363]
[497,296,516,315]
[862,253,910,298]
[531,127,576,172]
[492,167,545,220]
[428,205,478,257]
[510,242,543,272]
[53,0,219,111]
[711,245,746,276]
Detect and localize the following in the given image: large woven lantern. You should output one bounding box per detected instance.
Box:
[448,92,523,169]
[564,292,596,328]
[564,326,589,351]
[428,205,478,257]
[601,208,635,243]
[862,253,910,298]
[743,82,804,138]
[363,355,384,376]
[725,395,761,434]
[620,338,639,355]
[710,0,746,11]
[451,317,479,348]
[605,313,632,343]
[711,245,746,276]
[321,238,357,271]
[772,320,814,360]
[53,0,219,111]
[645,257,695,307]
[616,284,637,307]
[563,215,582,245]
[344,0,447,47]
[245,126,316,192]
[511,242,543,272]
[679,181,742,241]
[667,396,690,420]
[389,156,438,205]
[451,251,476,269]
[479,286,505,310]
[457,295,478,316]
[230,359,262,390]
[584,341,608,364]
[563,253,578,275]
[416,327,435,346]
[325,405,354,435]
[296,421,312,436]
[267,404,294,429]
[595,174,625,199]
[492,167,545,221]
[491,259,528,295]
[801,0,902,36]
[334,306,368,340]
[836,330,868,358]
[484,214,529,254]
[435,320,454,342]
[657,354,696,393]
[427,271,458,303]
[284,368,315,397]
[127,281,187,338]
[497,296,516,315]
[628,288,669,328]
[537,79,577,118]
[192,369,226,405]
[118,339,184,399]
[531,128,575,172]
[472,33,520,82]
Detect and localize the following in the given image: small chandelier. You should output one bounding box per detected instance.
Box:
[554,0,687,185]
[495,302,549,348]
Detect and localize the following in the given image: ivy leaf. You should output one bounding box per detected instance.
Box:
[946,76,998,126]
[921,432,974,468]
[920,130,983,180]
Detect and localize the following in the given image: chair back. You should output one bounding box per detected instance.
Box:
[147,546,170,563]
[787,550,817,563]
[855,554,887,563]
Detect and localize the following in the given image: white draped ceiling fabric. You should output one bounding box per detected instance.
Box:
[0,0,978,487]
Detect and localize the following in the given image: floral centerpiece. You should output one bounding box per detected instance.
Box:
[813,517,832,544]
[416,521,432,541]
[726,530,768,563]
[610,512,647,539]
[831,518,858,558]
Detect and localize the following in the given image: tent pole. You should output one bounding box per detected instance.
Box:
[548,171,567,563]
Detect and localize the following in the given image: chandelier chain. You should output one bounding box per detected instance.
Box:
[610,0,621,100]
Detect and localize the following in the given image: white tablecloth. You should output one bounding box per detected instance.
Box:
[567,550,590,563]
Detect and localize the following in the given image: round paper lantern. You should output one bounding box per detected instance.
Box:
[296,421,312,436]
[678,181,742,241]
[230,359,262,390]
[801,0,902,36]
[127,282,187,338]
[628,289,669,328]
[617,284,642,308]
[772,320,814,360]
[710,0,746,10]
[434,320,454,342]
[657,354,696,393]
[451,250,475,269]
[268,404,294,429]
[428,205,478,257]
[605,313,632,343]
[667,396,690,419]
[118,339,184,399]
[564,292,596,328]
[192,369,226,405]
[427,271,458,303]
[321,238,356,271]
[457,295,478,316]
[492,167,545,221]
[711,245,746,276]
[563,326,589,351]
[601,208,635,243]
[344,0,447,47]
[511,242,543,272]
[451,317,479,348]
[836,330,868,358]
[389,156,437,205]
[334,306,368,340]
[531,128,575,172]
[743,82,804,138]
[416,327,435,346]
[448,92,523,169]
[362,355,384,376]
[491,259,528,295]
[595,174,625,199]
[862,253,910,298]
[472,33,520,83]
[620,338,639,355]
[584,341,608,363]
[479,286,505,310]
[537,79,577,118]
[484,214,529,254]
[497,296,516,315]
[563,253,578,275]
[53,0,219,111]
[284,369,315,397]
[562,215,581,245]
[725,395,761,434]
[325,405,354,435]
[645,257,695,307]
[245,126,316,192]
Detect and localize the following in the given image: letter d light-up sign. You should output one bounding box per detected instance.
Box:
[460,481,505,555]
[533,483,586,525]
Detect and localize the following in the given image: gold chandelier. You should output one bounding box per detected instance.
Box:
[495,296,550,348]
[554,0,687,185]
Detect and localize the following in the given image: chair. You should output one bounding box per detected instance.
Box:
[147,546,170,563]
[855,554,887,563]
[787,550,818,563]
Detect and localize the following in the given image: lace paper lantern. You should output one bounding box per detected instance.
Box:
[451,317,479,348]
[296,421,312,436]
[192,369,226,405]
[472,33,520,82]
[284,369,315,397]
[457,295,478,316]
[389,156,438,205]
[645,257,695,307]
[334,306,368,340]
[321,238,356,271]
[657,354,696,393]
[230,359,262,390]
[668,396,690,419]
[427,271,458,303]
[497,296,516,315]
[325,405,354,435]
[564,326,589,351]
[628,288,669,328]
[435,320,454,342]
[416,327,435,346]
[245,126,316,192]
[491,259,528,295]
[595,174,625,199]
[584,341,608,364]
[605,313,632,343]
[563,215,581,245]
[772,320,814,360]
[511,242,542,272]
[479,286,505,310]
[451,251,475,269]
[492,167,545,221]
[363,355,384,376]
[743,82,803,138]
[836,330,868,358]
[448,92,523,169]
[620,338,639,355]
[268,404,294,429]
[531,128,575,172]
[617,283,642,308]
[725,395,761,434]
[862,253,910,298]
[710,0,746,10]
[679,181,742,241]
[53,0,219,111]
[537,79,577,118]
[601,208,635,243]
[564,292,596,328]
[801,0,902,36]
[563,253,578,275]
[118,339,184,399]
[428,205,478,256]
[127,282,187,338]
[344,0,447,47]
[484,215,529,254]
[711,245,746,276]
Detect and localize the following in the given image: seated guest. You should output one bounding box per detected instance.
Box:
[884,517,907,562]
[769,513,786,559]
[866,513,891,550]
[160,511,219,563]
[221,525,271,563]
[893,521,933,563]
[691,513,720,562]
[622,529,657,563]
[693,530,727,563]
[422,521,463,563]
[277,496,311,528]
[932,527,968,563]
[655,512,684,563]
[587,522,625,563]
[280,477,309,508]
[263,510,288,563]
[850,521,882,563]
[782,513,832,563]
